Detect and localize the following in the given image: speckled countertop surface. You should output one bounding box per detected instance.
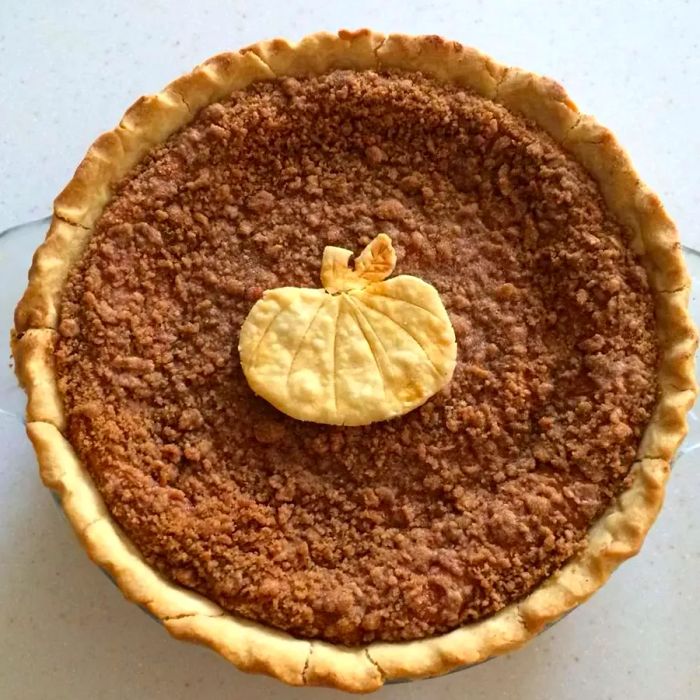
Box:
[1,1,698,698]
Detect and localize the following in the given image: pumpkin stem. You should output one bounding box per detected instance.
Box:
[355,234,397,282]
[321,234,396,294]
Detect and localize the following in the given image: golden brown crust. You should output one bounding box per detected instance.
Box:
[53,131,126,229]
[242,29,384,76]
[376,34,506,98]
[12,30,697,691]
[26,420,109,532]
[655,288,697,391]
[495,68,580,141]
[367,606,528,680]
[165,615,310,687]
[563,117,689,293]
[14,218,92,333]
[12,329,64,429]
[304,642,384,691]
[166,50,275,116]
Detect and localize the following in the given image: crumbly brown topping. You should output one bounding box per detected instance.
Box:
[56,71,659,644]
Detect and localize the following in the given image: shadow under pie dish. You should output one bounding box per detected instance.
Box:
[11,29,698,691]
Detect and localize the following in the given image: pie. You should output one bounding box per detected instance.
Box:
[11,30,697,691]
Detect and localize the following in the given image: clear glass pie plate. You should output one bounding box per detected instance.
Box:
[2,216,698,681]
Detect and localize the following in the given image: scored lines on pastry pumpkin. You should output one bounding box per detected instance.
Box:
[286,296,329,385]
[351,294,442,376]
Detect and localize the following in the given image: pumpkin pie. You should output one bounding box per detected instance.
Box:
[11,30,697,691]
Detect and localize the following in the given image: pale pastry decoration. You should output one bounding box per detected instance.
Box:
[238,234,457,426]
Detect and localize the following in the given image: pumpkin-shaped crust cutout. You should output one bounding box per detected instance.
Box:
[239,234,457,426]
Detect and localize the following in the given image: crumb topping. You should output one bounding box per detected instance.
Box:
[56,71,659,644]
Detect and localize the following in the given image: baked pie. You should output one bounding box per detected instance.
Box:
[12,30,696,691]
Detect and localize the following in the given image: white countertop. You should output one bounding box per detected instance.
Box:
[1,2,699,698]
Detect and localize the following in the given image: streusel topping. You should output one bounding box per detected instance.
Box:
[56,71,658,644]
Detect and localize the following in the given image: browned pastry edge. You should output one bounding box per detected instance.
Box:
[11,29,697,691]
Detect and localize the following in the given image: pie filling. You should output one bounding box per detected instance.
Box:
[56,71,659,644]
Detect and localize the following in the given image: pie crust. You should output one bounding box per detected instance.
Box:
[11,30,697,691]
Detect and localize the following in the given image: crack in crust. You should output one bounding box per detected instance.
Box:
[493,69,509,100]
[10,29,697,691]
[364,649,386,682]
[301,644,313,685]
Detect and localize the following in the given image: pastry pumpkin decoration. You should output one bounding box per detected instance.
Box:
[238,234,457,426]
